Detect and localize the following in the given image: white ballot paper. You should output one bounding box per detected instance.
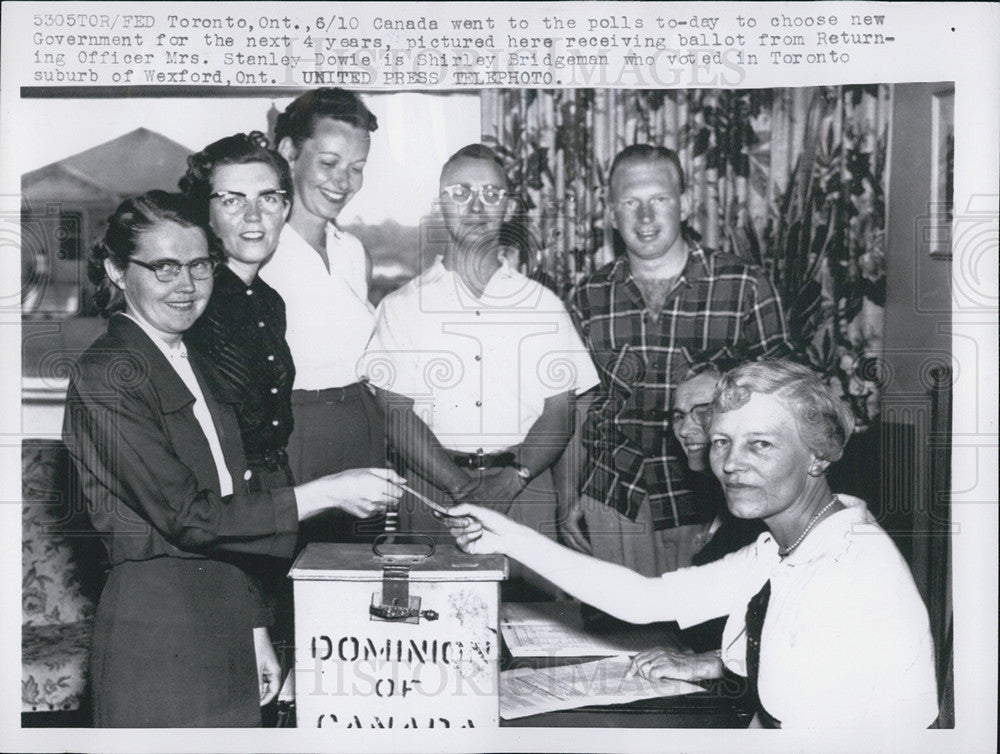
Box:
[501,601,677,657]
[500,655,704,719]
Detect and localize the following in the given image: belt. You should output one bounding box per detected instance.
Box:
[450,450,516,470]
[245,447,289,471]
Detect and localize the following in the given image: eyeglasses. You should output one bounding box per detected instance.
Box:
[128,257,217,282]
[440,184,507,207]
[614,195,679,214]
[670,403,713,427]
[209,190,288,215]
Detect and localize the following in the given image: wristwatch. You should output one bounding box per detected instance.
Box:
[513,465,532,486]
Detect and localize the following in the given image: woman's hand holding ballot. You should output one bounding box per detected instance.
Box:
[444,502,522,556]
[295,468,406,521]
[444,503,668,625]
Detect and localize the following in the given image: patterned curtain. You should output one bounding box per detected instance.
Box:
[481,86,891,429]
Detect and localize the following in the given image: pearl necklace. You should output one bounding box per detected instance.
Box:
[778,495,839,557]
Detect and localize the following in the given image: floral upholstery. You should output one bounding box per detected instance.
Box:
[22,621,93,712]
[22,439,99,713]
[22,508,95,628]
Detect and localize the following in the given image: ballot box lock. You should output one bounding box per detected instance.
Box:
[369,534,440,624]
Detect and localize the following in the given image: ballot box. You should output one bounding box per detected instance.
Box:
[289,538,508,729]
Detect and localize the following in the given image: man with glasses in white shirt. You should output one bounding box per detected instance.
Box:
[362,144,600,599]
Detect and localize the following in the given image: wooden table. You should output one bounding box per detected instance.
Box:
[501,675,751,728]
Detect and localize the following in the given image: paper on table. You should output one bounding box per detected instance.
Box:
[500,655,703,719]
[501,601,670,657]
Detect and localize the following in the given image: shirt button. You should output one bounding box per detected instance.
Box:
[267,354,275,361]
[244,469,253,481]
[474,354,481,361]
[270,387,278,394]
[475,400,482,407]
[246,289,253,296]
[258,321,265,328]
[272,419,280,426]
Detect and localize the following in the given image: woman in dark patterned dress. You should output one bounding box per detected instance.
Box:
[182,133,297,499]
[181,132,302,711]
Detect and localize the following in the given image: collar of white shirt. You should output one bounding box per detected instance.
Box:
[422,253,519,291]
[123,311,188,362]
[122,312,233,496]
[282,222,371,303]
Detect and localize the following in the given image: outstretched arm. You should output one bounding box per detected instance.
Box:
[445,503,673,624]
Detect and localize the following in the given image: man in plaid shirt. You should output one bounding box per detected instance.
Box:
[561,144,792,575]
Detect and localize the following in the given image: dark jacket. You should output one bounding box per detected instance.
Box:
[63,314,299,571]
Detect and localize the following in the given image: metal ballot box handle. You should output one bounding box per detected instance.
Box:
[369,534,440,624]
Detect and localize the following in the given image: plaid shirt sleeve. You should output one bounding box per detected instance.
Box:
[741,267,794,359]
[567,283,590,349]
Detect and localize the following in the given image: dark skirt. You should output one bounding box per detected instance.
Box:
[245,460,296,672]
[288,383,387,543]
[243,460,296,628]
[91,557,261,727]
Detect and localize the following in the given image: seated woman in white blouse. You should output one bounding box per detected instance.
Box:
[444,359,938,729]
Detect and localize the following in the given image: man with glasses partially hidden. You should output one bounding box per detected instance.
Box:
[563,144,793,579]
[670,358,767,650]
[361,143,599,600]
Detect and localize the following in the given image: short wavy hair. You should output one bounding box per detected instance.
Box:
[179,131,292,226]
[88,191,213,314]
[608,144,686,193]
[274,88,378,150]
[712,359,855,462]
